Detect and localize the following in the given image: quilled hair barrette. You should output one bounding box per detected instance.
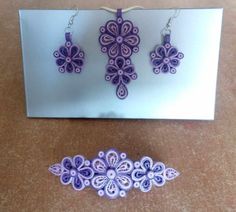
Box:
[49,149,179,199]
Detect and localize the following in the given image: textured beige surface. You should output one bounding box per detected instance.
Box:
[0,0,236,211]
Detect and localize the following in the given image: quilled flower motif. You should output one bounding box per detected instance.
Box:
[91,149,134,199]
[53,32,84,73]
[105,56,137,99]
[150,34,184,74]
[99,10,140,59]
[48,155,94,191]
[132,156,179,192]
[49,149,179,199]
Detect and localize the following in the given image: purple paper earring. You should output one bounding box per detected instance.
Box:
[150,10,184,74]
[99,9,140,100]
[53,11,85,73]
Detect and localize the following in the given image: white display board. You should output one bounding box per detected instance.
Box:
[19,9,223,119]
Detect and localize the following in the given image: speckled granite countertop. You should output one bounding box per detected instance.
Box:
[0,1,235,211]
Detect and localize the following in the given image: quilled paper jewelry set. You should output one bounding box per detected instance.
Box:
[53,8,184,100]
[51,8,181,199]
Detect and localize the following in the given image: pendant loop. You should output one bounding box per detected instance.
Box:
[65,32,72,42]
[117,8,122,18]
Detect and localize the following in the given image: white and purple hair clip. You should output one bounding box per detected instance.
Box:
[49,149,179,199]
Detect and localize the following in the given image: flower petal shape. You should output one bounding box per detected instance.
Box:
[161,63,170,73]
[114,56,125,69]
[48,163,62,176]
[91,175,108,190]
[56,58,66,66]
[108,43,119,58]
[152,162,165,174]
[106,65,118,75]
[140,156,153,170]
[123,65,135,75]
[70,45,80,58]
[121,21,133,37]
[155,45,166,58]
[73,155,84,169]
[99,34,115,46]
[59,46,68,57]
[61,157,73,171]
[151,58,163,67]
[153,175,166,187]
[92,158,107,174]
[72,175,85,191]
[167,47,178,58]
[164,168,180,181]
[105,149,120,168]
[121,74,131,84]
[116,82,128,100]
[120,43,132,58]
[104,180,120,199]
[60,172,72,185]
[116,159,133,174]
[79,167,94,179]
[65,62,75,73]
[106,21,119,36]
[111,75,120,85]
[131,168,146,182]
[116,175,133,190]
[72,58,84,67]
[169,58,180,67]
[140,178,152,192]
[124,35,140,47]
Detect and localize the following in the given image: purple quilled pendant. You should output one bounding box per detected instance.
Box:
[150,34,184,74]
[53,32,85,73]
[99,9,140,100]
[49,149,179,199]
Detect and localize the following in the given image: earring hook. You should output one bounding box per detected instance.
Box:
[65,9,79,33]
[161,9,181,36]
